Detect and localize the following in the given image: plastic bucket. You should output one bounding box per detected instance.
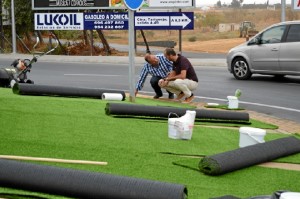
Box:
[280,192,300,199]
[168,117,181,139]
[168,111,195,140]
[227,96,239,109]
[239,127,266,148]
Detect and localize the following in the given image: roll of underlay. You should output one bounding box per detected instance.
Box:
[102,93,124,101]
[12,83,126,100]
[105,103,249,122]
[198,136,300,176]
[0,158,187,199]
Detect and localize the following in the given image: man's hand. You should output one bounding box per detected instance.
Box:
[159,79,168,87]
[135,89,138,96]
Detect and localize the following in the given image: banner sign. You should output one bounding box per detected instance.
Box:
[34,12,193,30]
[33,0,115,10]
[32,0,194,10]
[84,13,128,30]
[134,12,193,30]
[35,13,84,30]
[292,0,300,11]
[148,0,193,7]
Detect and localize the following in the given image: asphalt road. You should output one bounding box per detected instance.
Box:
[1,57,299,123]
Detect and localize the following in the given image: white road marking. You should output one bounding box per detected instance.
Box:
[64,74,123,77]
[196,96,300,113]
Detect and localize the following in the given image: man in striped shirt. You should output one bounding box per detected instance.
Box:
[135,53,174,99]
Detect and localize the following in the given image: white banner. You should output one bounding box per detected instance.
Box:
[35,13,84,30]
[292,0,300,11]
[148,0,192,7]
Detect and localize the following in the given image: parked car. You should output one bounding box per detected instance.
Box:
[227,20,300,80]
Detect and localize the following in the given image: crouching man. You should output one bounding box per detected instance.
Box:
[159,48,198,103]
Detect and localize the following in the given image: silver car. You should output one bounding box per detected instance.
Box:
[227,21,300,80]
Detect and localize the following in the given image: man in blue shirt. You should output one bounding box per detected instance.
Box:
[135,53,174,99]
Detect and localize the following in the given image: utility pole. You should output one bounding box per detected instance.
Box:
[11,0,16,53]
[0,0,3,52]
[281,0,286,22]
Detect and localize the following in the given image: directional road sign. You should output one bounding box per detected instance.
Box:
[134,12,193,30]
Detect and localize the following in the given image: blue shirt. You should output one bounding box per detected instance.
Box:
[136,54,173,91]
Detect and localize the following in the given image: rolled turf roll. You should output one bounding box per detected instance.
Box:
[0,159,187,199]
[12,83,126,100]
[199,136,300,176]
[105,103,249,122]
[210,196,241,199]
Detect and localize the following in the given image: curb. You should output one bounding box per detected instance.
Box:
[0,53,227,67]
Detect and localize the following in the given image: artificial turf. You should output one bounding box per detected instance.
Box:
[0,88,299,199]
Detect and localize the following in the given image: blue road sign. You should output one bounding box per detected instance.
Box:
[134,12,194,30]
[82,12,193,30]
[123,0,144,10]
[84,13,128,30]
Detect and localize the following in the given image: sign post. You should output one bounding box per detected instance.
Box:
[123,0,143,103]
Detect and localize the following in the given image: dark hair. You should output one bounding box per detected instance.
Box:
[144,53,151,63]
[164,48,176,56]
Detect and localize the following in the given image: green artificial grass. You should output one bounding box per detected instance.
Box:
[204,104,245,111]
[0,88,299,199]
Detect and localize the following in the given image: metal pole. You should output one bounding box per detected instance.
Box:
[178,8,182,54]
[281,0,286,22]
[128,10,135,102]
[11,0,16,53]
[0,0,4,52]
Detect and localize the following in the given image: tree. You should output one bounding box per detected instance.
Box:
[230,0,241,8]
[3,0,34,40]
[216,0,222,8]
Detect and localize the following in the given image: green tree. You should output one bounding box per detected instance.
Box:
[3,0,34,40]
[216,0,222,8]
[202,12,222,29]
[230,0,241,8]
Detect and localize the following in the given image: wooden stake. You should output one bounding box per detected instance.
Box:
[0,155,107,166]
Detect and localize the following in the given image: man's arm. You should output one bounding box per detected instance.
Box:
[135,64,149,95]
[165,70,186,81]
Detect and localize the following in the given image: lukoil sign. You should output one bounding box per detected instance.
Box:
[35,13,84,30]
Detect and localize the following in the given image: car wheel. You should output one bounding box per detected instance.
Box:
[231,57,252,80]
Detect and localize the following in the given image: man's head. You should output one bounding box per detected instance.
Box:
[164,48,177,62]
[144,53,159,67]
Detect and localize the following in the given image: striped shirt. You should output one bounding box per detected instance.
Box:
[136,54,173,91]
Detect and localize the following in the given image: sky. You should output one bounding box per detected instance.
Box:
[196,0,292,6]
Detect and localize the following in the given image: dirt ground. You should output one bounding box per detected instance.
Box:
[181,38,246,54]
[61,37,247,56]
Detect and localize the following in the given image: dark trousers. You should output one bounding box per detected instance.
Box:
[150,76,173,96]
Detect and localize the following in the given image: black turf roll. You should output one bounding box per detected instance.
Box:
[105,103,249,122]
[209,195,241,199]
[199,136,300,176]
[0,159,187,199]
[12,83,126,100]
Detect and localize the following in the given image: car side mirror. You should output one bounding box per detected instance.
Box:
[248,37,259,45]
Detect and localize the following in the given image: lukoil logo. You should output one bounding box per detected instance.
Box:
[35,13,84,30]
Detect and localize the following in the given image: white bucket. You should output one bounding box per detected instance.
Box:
[239,127,266,148]
[227,96,239,109]
[168,117,180,139]
[280,192,300,199]
[168,110,196,140]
